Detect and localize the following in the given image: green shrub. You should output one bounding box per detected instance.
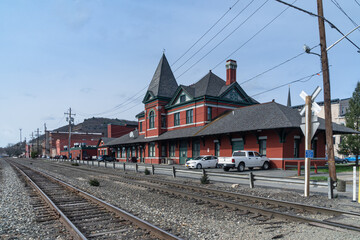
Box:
[89,179,100,187]
[144,168,151,175]
[71,163,79,166]
[31,151,38,159]
[200,173,210,184]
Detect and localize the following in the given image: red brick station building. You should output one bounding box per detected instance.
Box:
[103,54,355,169]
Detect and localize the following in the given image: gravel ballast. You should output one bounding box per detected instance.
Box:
[4,158,360,239]
[0,159,63,239]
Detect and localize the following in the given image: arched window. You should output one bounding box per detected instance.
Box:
[149,111,155,129]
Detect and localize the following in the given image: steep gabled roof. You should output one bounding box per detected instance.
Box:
[193,102,358,136]
[189,71,225,97]
[143,54,178,102]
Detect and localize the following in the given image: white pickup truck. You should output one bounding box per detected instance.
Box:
[218,150,270,172]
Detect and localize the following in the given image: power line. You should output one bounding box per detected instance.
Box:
[76,86,148,117]
[211,0,298,70]
[274,0,360,51]
[176,0,271,80]
[250,71,319,98]
[239,44,319,86]
[173,0,256,72]
[330,0,360,32]
[171,0,241,67]
[355,0,360,7]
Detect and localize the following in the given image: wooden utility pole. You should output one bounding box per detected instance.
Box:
[317,0,336,181]
[305,96,312,197]
[65,108,75,160]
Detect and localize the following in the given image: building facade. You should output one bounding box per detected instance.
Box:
[105,55,355,168]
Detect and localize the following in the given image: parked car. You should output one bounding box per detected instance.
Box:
[185,156,218,169]
[334,157,348,164]
[97,155,116,162]
[345,155,357,162]
[218,150,270,172]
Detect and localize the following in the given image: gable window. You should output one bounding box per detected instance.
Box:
[148,142,155,157]
[180,95,186,103]
[186,109,193,124]
[161,115,166,128]
[207,107,212,121]
[174,112,180,126]
[149,111,155,129]
[140,122,143,132]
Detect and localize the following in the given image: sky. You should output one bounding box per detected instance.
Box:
[1,0,359,147]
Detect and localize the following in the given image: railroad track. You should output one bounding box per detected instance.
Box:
[22,159,360,234]
[9,161,181,240]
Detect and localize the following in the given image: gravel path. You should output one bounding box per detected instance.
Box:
[18,158,360,240]
[0,159,69,240]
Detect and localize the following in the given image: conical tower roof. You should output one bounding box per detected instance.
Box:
[145,54,178,100]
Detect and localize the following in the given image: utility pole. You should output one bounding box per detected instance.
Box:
[317,0,336,182]
[19,128,22,143]
[44,123,47,155]
[65,108,75,160]
[31,132,34,154]
[36,128,41,155]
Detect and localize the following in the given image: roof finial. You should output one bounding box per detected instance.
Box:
[163,48,166,54]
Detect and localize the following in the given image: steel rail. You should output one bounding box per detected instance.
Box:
[12,161,182,240]
[36,159,359,217]
[120,174,360,217]
[10,162,87,240]
[116,175,360,233]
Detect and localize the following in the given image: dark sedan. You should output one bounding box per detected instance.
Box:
[97,155,116,162]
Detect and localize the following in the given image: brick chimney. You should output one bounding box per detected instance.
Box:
[226,59,237,85]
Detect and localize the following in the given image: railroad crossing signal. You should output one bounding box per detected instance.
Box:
[299,86,321,140]
[299,86,321,198]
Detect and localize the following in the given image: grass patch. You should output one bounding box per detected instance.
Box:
[89,179,100,187]
[310,176,328,181]
[71,163,79,166]
[316,165,355,173]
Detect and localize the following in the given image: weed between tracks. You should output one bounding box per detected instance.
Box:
[89,179,100,186]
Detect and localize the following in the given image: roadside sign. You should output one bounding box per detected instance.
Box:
[305,150,314,158]
[300,122,320,140]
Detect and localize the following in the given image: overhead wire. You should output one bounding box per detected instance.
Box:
[211,0,298,70]
[171,0,241,67]
[330,0,360,32]
[274,0,360,51]
[355,0,360,7]
[176,0,271,80]
[250,71,320,98]
[173,0,257,72]
[239,44,320,86]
